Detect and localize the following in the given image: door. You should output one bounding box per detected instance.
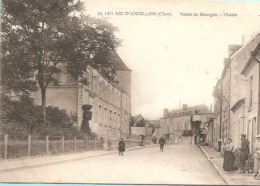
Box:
[252,118,257,152]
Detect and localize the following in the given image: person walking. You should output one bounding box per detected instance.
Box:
[223,138,235,171]
[254,135,260,179]
[159,135,165,152]
[118,138,125,156]
[240,134,250,173]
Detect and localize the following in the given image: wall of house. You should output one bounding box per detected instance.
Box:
[227,35,260,151]
[230,35,260,148]
[244,61,259,153]
[114,71,131,96]
[160,105,212,145]
[30,62,131,139]
[31,86,78,121]
[78,68,132,139]
[232,105,245,148]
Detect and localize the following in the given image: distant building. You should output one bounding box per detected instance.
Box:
[31,51,131,139]
[145,120,161,143]
[160,104,213,145]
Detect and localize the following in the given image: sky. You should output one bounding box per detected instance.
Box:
[81,0,260,119]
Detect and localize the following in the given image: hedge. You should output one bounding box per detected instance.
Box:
[5,140,28,159]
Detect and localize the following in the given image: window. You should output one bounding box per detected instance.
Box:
[93,75,98,93]
[98,105,102,124]
[247,120,250,138]
[109,110,112,126]
[104,107,108,126]
[249,75,253,111]
[99,81,102,96]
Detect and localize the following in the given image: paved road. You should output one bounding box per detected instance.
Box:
[0,145,225,184]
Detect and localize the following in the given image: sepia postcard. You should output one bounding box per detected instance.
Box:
[1,0,260,185]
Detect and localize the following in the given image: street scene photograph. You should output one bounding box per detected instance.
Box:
[1,0,260,185]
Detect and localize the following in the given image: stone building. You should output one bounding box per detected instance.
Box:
[211,32,260,152]
[241,40,260,153]
[160,104,213,145]
[31,51,131,139]
[211,80,222,150]
[229,35,260,150]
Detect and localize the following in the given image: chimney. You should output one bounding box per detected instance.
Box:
[183,104,188,110]
[164,108,169,117]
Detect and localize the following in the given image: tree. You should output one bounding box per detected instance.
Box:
[2,0,121,124]
[136,119,145,127]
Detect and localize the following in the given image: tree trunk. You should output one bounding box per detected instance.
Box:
[41,88,47,125]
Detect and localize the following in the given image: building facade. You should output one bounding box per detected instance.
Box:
[31,52,131,139]
[241,41,260,153]
[211,80,222,149]
[211,32,260,153]
[160,104,213,145]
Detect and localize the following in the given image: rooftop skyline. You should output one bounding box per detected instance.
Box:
[82,0,260,119]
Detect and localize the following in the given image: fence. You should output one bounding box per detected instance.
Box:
[0,134,152,159]
[0,134,103,159]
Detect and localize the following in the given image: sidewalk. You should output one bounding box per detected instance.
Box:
[200,145,260,185]
[0,144,158,173]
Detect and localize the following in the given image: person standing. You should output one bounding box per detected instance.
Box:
[118,138,125,156]
[223,138,235,171]
[159,135,165,152]
[254,135,260,179]
[240,134,250,173]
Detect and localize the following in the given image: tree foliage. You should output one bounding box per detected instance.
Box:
[0,95,84,140]
[2,0,120,90]
[2,0,121,124]
[136,119,145,127]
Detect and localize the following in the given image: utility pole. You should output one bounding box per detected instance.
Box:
[228,58,232,139]
[255,57,260,136]
[218,81,223,152]
[211,120,214,147]
[258,61,260,136]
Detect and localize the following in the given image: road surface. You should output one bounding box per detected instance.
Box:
[0,145,225,184]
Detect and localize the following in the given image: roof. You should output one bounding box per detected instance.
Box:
[169,104,211,114]
[228,44,242,57]
[241,41,260,75]
[229,31,260,60]
[109,51,131,71]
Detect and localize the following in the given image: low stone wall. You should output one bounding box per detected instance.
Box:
[105,138,150,151]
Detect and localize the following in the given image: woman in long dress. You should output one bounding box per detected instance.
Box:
[118,138,125,156]
[254,135,260,179]
[223,138,235,171]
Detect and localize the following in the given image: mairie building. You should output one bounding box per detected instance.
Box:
[31,51,131,139]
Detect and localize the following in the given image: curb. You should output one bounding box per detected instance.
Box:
[199,146,228,185]
[0,144,158,174]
